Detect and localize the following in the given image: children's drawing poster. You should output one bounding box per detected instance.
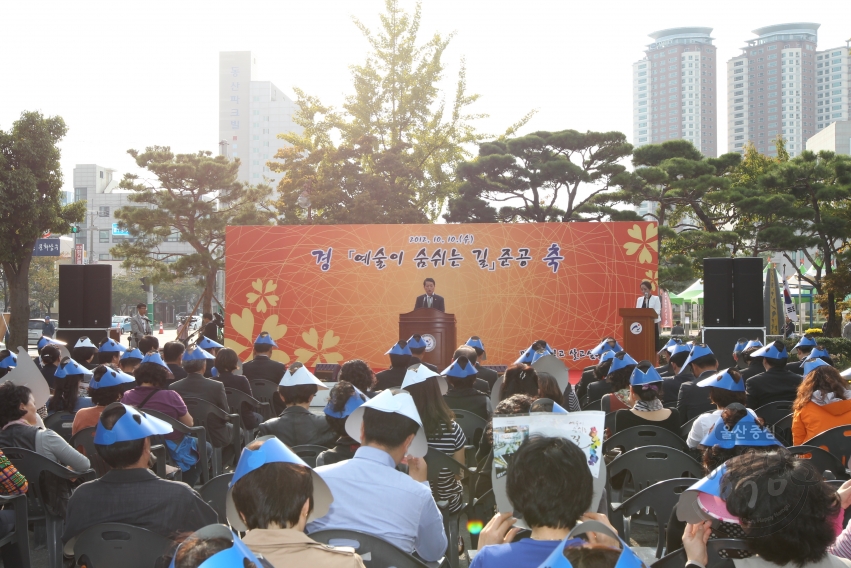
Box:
[492,411,604,479]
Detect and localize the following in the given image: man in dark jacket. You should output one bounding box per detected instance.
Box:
[661,344,693,407]
[676,344,718,424]
[406,335,438,373]
[746,341,803,410]
[786,335,817,376]
[258,364,336,448]
[465,336,499,392]
[374,341,412,391]
[163,341,188,383]
[242,335,288,384]
[62,403,217,547]
[169,348,233,450]
[739,341,766,380]
[442,355,492,420]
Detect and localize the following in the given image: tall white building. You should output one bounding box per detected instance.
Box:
[632,27,719,157]
[726,23,819,157]
[815,42,850,131]
[218,52,301,189]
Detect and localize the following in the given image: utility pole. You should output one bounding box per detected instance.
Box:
[141,277,154,327]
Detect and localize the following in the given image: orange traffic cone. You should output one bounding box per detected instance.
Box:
[159,321,164,334]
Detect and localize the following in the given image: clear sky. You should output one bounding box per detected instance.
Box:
[3,0,850,194]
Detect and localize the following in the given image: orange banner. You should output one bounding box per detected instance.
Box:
[225,222,658,370]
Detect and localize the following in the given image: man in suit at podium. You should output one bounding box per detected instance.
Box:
[414,278,445,312]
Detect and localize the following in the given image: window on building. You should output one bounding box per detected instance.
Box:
[166,232,180,242]
[99,230,109,243]
[98,205,109,217]
[99,254,110,261]
[74,187,87,202]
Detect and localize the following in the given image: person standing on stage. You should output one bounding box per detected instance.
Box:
[636,280,661,349]
[414,278,445,312]
[130,303,152,350]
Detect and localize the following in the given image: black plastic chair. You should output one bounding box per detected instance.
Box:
[804,424,851,467]
[70,427,111,478]
[72,522,174,568]
[183,397,241,476]
[604,425,689,454]
[754,400,795,426]
[607,445,702,505]
[424,447,477,568]
[490,375,504,409]
[611,477,696,558]
[0,493,30,568]
[249,379,281,419]
[651,538,750,568]
[680,415,699,440]
[43,412,76,442]
[144,409,210,486]
[224,387,269,445]
[451,410,488,445]
[309,529,433,568]
[787,445,849,479]
[582,399,602,411]
[2,447,96,568]
[199,472,233,525]
[292,445,329,468]
[772,413,793,446]
[604,411,617,436]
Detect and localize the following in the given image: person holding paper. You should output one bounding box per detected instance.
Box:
[473,436,618,568]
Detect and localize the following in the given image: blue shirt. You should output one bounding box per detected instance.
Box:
[470,538,584,568]
[307,446,447,562]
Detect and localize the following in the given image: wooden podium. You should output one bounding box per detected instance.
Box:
[618,308,658,363]
[399,308,457,369]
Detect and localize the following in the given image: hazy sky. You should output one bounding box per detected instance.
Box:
[4,0,850,194]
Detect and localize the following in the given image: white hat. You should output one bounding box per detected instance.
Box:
[401,364,448,395]
[74,336,97,349]
[279,363,328,389]
[345,389,428,457]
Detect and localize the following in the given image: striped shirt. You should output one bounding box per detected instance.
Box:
[428,421,467,514]
[0,449,27,495]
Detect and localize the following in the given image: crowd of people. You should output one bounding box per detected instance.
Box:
[0,327,850,568]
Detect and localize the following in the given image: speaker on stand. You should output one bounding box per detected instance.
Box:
[57,264,113,348]
[733,257,764,327]
[703,258,734,327]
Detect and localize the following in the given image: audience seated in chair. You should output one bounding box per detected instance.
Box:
[499,364,539,402]
[474,395,536,499]
[228,437,365,567]
[443,353,493,419]
[0,381,90,472]
[171,347,234,452]
[307,389,448,562]
[0,447,27,567]
[72,365,136,436]
[47,357,94,415]
[685,367,752,449]
[339,359,377,399]
[211,347,262,430]
[172,524,270,568]
[318,381,367,466]
[163,341,188,383]
[614,365,681,434]
[677,345,719,423]
[472,436,617,568]
[242,333,288,385]
[792,360,851,445]
[683,450,848,568]
[61,403,217,549]
[258,363,336,448]
[745,341,802,410]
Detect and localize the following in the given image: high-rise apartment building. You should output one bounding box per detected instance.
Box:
[218,52,301,188]
[632,27,719,157]
[726,23,819,157]
[815,42,850,131]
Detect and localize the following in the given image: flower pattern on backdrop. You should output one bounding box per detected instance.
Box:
[623,224,658,264]
[644,270,658,291]
[294,328,343,365]
[226,308,290,363]
[246,279,279,313]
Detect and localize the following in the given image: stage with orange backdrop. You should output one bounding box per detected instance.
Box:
[224,222,658,371]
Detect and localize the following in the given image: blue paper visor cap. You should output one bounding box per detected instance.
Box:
[94,403,173,445]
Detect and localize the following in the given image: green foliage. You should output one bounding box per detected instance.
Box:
[445,130,634,223]
[748,151,851,336]
[113,146,274,312]
[0,111,85,348]
[111,275,202,315]
[270,0,530,225]
[28,257,58,315]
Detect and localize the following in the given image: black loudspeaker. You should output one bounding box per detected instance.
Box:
[57,265,85,329]
[703,258,734,327]
[58,264,113,329]
[733,257,764,327]
[82,265,112,328]
[702,327,766,369]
